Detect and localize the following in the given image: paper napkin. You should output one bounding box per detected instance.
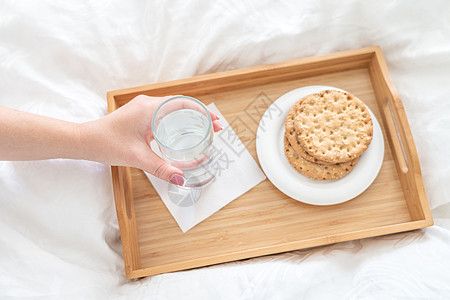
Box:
[145,103,266,232]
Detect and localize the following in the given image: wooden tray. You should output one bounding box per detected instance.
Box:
[107,46,433,279]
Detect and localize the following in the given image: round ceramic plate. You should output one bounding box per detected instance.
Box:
[256,85,384,206]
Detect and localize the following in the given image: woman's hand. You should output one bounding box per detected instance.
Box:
[0,95,222,186]
[79,95,223,185]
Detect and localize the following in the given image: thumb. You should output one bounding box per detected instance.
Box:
[144,150,185,186]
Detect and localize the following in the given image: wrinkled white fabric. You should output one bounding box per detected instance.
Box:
[1,0,450,299]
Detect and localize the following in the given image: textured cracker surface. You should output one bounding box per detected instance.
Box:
[285,100,324,164]
[284,137,358,181]
[294,90,373,163]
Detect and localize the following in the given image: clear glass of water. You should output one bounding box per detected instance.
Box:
[152,96,216,188]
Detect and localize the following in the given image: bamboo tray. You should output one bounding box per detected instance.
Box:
[107,46,433,279]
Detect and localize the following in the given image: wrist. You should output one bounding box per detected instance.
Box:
[53,121,88,161]
[78,118,119,166]
[77,121,101,163]
[74,122,87,161]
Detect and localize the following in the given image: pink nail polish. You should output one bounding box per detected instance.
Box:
[169,174,184,186]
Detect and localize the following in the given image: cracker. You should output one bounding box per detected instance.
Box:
[294,90,373,164]
[285,99,330,164]
[284,137,358,180]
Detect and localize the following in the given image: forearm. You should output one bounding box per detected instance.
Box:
[0,106,84,161]
[0,96,222,183]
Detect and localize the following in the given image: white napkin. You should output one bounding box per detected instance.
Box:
[145,103,266,232]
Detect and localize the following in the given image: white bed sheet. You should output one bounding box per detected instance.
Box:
[1,1,450,299]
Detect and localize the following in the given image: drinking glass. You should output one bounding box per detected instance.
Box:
[152,96,216,188]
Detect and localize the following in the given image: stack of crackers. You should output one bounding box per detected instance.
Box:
[284,90,373,180]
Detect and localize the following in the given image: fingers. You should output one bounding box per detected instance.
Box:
[213,120,223,132]
[208,110,220,122]
[152,95,224,131]
[171,97,223,131]
[175,96,221,122]
[153,95,219,121]
[134,94,223,132]
[181,101,221,124]
[134,95,218,120]
[143,150,185,186]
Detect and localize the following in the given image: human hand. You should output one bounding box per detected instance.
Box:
[79,95,223,185]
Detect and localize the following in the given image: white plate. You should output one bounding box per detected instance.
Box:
[256,86,384,206]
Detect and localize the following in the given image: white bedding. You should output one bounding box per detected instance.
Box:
[1,1,450,298]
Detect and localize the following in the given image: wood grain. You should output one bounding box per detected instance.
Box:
[107,46,432,279]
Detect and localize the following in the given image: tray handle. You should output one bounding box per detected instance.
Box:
[382,97,409,174]
[370,47,432,222]
[111,165,142,277]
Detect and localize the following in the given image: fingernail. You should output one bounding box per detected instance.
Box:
[169,174,184,186]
